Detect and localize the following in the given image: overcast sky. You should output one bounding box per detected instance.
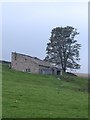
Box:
[1,2,88,73]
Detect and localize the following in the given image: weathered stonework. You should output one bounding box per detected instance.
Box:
[11,52,59,75]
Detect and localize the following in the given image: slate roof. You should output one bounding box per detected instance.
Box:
[31,57,55,68]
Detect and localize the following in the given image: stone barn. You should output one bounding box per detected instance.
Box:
[11,52,61,75]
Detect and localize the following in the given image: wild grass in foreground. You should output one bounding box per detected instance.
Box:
[2,64,88,118]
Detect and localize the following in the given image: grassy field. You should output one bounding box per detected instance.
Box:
[0,63,2,119]
[2,64,88,118]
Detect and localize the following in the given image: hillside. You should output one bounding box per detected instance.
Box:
[74,73,88,78]
[2,64,88,118]
[0,64,2,119]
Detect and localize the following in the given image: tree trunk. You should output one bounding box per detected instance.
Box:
[63,68,66,72]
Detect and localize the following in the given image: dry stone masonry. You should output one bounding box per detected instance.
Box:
[11,52,61,75]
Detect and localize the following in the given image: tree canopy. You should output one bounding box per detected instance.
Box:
[44,26,81,72]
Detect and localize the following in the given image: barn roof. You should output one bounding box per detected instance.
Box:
[31,57,55,68]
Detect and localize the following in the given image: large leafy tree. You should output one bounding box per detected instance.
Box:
[45,26,81,72]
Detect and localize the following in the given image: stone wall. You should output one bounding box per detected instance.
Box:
[11,52,39,74]
[39,65,53,74]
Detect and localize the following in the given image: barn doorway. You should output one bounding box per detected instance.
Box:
[57,70,60,75]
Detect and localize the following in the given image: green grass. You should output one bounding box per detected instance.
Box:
[0,63,2,119]
[2,64,88,118]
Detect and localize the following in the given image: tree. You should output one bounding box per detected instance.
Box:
[44,26,81,72]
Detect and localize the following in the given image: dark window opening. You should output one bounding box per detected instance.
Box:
[26,68,30,72]
[57,70,60,75]
[25,58,27,61]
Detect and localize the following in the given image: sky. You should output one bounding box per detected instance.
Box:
[0,1,88,73]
